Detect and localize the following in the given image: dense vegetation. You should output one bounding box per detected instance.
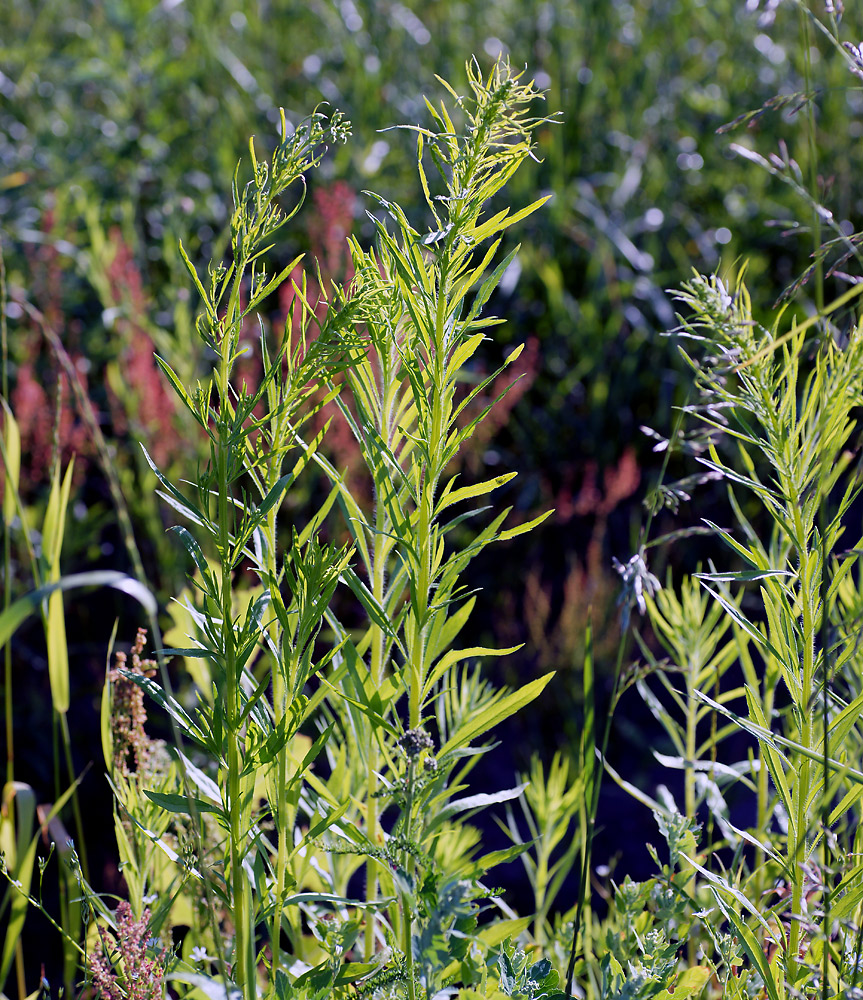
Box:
[5,1,863,998]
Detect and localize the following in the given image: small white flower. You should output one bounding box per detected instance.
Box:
[190,945,214,964]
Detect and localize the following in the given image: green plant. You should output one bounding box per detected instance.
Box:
[105,59,562,1000]
[500,752,582,949]
[604,268,863,1000]
[676,271,863,993]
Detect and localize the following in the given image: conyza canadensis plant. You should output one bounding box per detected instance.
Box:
[113,59,561,1000]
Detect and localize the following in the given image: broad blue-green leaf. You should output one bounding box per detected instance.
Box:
[443,783,528,815]
[166,972,242,1000]
[176,750,222,803]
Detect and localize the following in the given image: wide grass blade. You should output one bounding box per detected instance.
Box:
[0,572,156,651]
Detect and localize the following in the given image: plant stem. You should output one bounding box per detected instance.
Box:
[787,501,815,980]
[800,7,824,315]
[217,333,253,996]
[1,241,12,791]
[59,713,89,883]
[819,467,831,1000]
[364,492,388,959]
[566,404,682,995]
[403,758,417,1000]
[267,463,288,983]
[565,629,627,996]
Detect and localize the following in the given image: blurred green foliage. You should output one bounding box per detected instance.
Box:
[4,0,863,763]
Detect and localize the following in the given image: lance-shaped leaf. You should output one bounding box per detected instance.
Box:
[422,645,521,702]
[439,672,554,758]
[41,459,75,714]
[436,472,517,516]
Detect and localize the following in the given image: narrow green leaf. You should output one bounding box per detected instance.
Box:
[456,843,533,883]
[0,776,83,985]
[168,525,211,581]
[436,472,517,515]
[123,671,211,752]
[40,461,75,714]
[340,567,403,650]
[178,239,215,318]
[708,890,784,1000]
[142,444,212,532]
[498,510,554,542]
[144,790,224,818]
[696,687,863,785]
[439,672,554,758]
[318,674,399,738]
[422,645,522,701]
[830,861,863,921]
[290,800,351,861]
[155,646,218,659]
[154,355,208,430]
[243,254,304,315]
[696,582,781,660]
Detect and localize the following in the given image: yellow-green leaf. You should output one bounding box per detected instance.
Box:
[42,460,74,714]
[498,509,554,542]
[653,966,712,1000]
[439,671,554,757]
[422,644,522,701]
[436,472,517,515]
[1,400,20,526]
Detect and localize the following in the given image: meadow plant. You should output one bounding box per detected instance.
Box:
[12,7,863,995]
[604,269,863,1000]
[99,59,562,1000]
[88,901,166,1000]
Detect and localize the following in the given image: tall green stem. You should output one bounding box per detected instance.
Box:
[364,476,388,959]
[266,460,289,983]
[800,8,824,315]
[217,340,253,996]
[1,242,11,791]
[786,498,816,980]
[402,759,417,1000]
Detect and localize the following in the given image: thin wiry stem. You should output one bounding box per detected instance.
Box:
[1,239,13,791]
[565,401,688,995]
